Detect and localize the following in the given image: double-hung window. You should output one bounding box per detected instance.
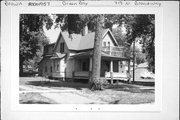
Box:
[60,42,65,53]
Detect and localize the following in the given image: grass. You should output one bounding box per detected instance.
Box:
[19,77,155,104]
[19,92,57,104]
[79,84,154,104]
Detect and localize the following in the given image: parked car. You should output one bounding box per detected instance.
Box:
[140,71,154,79]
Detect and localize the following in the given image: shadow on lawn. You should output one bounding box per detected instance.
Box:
[27,81,89,90]
[107,84,154,93]
[20,100,53,104]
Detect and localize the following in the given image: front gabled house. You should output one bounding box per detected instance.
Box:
[38,27,131,83]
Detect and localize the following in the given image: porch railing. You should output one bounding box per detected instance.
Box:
[101,46,125,57]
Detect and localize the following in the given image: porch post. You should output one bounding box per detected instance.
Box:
[110,60,113,84]
[89,57,92,81]
[89,57,92,71]
[128,60,130,73]
[127,59,131,83]
[110,60,113,72]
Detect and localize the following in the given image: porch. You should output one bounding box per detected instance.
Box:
[72,54,131,83]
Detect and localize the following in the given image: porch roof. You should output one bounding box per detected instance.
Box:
[71,51,130,61]
[101,52,130,61]
[70,51,93,58]
[50,53,66,59]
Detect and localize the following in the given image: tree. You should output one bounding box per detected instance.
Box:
[104,14,155,73]
[55,14,97,34]
[125,15,155,72]
[19,14,52,76]
[90,14,104,90]
[129,45,146,65]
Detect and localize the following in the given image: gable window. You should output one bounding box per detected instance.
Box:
[60,42,65,53]
[103,42,106,46]
[108,42,110,46]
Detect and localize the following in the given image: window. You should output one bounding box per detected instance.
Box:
[103,42,106,46]
[82,60,89,71]
[45,47,49,53]
[50,66,53,72]
[53,60,56,69]
[45,66,47,72]
[60,42,65,53]
[57,63,59,71]
[108,42,110,46]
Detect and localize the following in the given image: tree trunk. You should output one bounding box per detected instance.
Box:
[19,56,24,76]
[89,14,104,90]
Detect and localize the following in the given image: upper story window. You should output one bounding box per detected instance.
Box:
[103,42,106,46]
[44,46,48,53]
[108,42,110,46]
[60,42,65,53]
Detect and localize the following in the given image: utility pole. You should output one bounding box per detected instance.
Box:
[133,40,135,82]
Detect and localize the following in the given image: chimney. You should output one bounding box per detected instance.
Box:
[82,25,88,36]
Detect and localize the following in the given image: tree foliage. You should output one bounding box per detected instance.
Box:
[55,14,97,34]
[125,15,155,72]
[103,14,155,72]
[19,14,52,76]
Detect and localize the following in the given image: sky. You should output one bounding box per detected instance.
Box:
[44,26,61,43]
[43,14,61,43]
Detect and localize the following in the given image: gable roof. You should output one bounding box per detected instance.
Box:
[78,32,95,50]
[61,32,82,50]
[52,28,119,51]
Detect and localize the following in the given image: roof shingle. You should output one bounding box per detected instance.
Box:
[61,29,109,51]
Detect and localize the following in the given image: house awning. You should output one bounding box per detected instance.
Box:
[50,53,66,59]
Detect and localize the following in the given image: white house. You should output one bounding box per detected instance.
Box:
[38,27,131,82]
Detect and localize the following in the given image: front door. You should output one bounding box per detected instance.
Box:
[80,58,89,71]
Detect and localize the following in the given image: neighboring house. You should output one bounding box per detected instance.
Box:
[38,26,131,82]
